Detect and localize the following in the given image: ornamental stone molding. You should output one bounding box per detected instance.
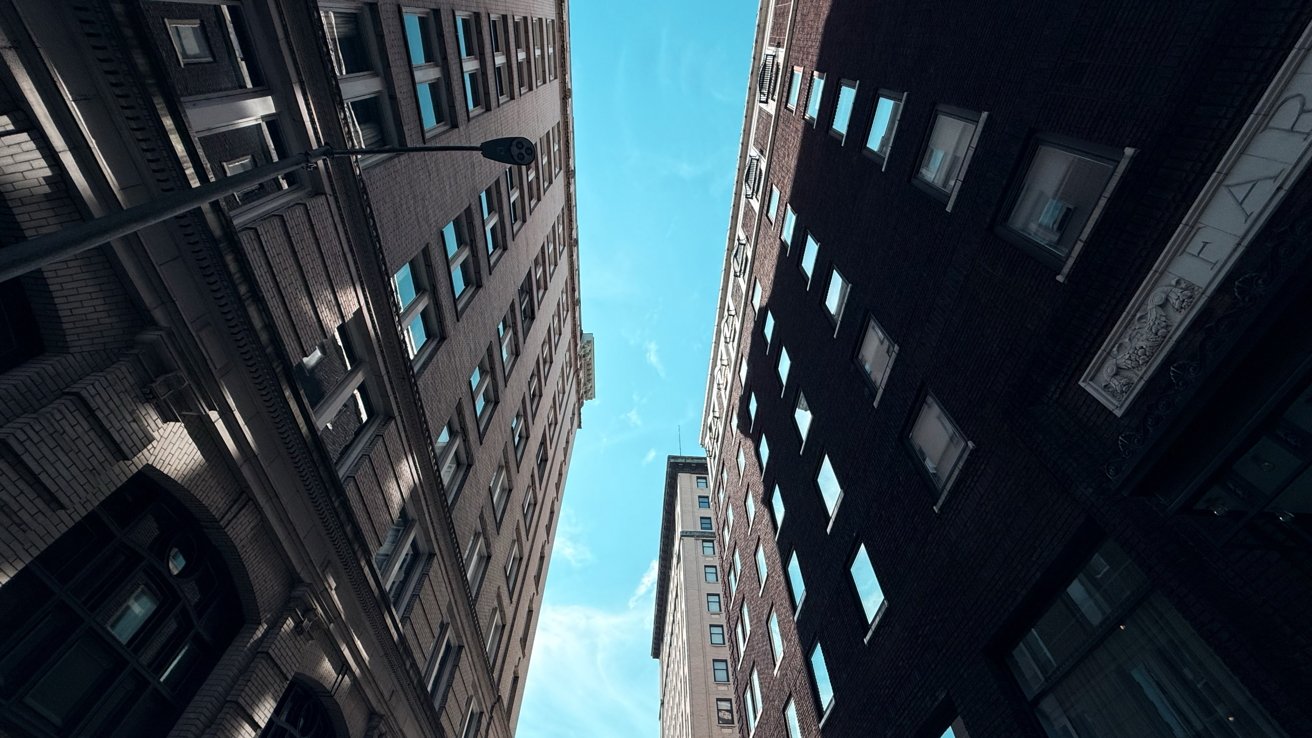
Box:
[1082,21,1312,415]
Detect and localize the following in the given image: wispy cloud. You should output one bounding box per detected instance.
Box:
[628,559,659,609]
[642,448,657,465]
[624,407,643,427]
[519,564,662,738]
[554,510,594,568]
[644,340,667,379]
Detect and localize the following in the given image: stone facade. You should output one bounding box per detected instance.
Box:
[0,0,588,736]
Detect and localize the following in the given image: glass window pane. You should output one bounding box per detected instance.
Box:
[851,544,885,624]
[833,82,856,136]
[867,96,902,156]
[918,113,977,191]
[404,13,432,65]
[817,456,842,517]
[809,642,834,713]
[107,584,159,643]
[1007,144,1115,256]
[394,263,417,308]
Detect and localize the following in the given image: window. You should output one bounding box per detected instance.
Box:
[440,214,477,305]
[1001,137,1119,264]
[908,393,972,507]
[696,475,709,488]
[456,13,485,114]
[778,347,791,393]
[758,434,770,470]
[482,183,507,261]
[751,280,763,313]
[700,516,713,531]
[435,414,471,499]
[698,495,711,509]
[809,641,834,716]
[546,19,558,80]
[166,19,213,64]
[745,493,756,525]
[767,185,780,221]
[295,316,379,463]
[763,310,775,352]
[465,531,490,595]
[535,438,548,480]
[804,72,825,122]
[824,268,850,328]
[1007,541,1286,738]
[470,351,498,428]
[712,659,730,683]
[744,667,763,732]
[527,363,543,413]
[832,79,857,141]
[532,18,546,86]
[850,544,886,631]
[816,455,843,521]
[916,106,984,205]
[506,540,523,589]
[510,406,528,460]
[490,457,511,522]
[784,697,802,738]
[729,548,741,595]
[505,168,523,228]
[459,697,483,738]
[489,15,509,102]
[781,205,796,252]
[800,232,818,284]
[707,593,722,613]
[394,257,440,360]
[704,565,718,582]
[856,316,897,404]
[717,697,736,726]
[404,11,451,133]
[0,479,241,738]
[736,600,751,653]
[499,310,518,375]
[260,681,337,738]
[737,446,746,477]
[375,508,425,611]
[786,67,802,110]
[702,539,716,556]
[786,551,806,611]
[865,91,904,161]
[769,485,785,530]
[522,484,538,523]
[486,607,504,661]
[794,392,812,445]
[709,624,726,646]
[323,8,392,150]
[768,609,784,666]
[754,543,768,588]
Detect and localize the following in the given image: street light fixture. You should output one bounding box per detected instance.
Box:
[0,136,537,283]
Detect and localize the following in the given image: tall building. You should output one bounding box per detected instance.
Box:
[701,1,1312,737]
[651,455,740,738]
[0,0,590,736]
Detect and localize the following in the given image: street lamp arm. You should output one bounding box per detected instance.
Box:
[0,136,536,284]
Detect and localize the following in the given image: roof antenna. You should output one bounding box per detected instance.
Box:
[678,425,682,455]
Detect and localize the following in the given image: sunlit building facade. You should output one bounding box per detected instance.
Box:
[651,455,741,738]
[0,0,590,736]
[701,0,1312,736]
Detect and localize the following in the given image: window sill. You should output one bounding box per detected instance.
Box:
[411,337,442,375]
[992,224,1068,271]
[910,174,953,205]
[422,123,455,142]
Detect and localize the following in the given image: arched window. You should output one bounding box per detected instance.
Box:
[259,680,338,738]
[0,475,242,737]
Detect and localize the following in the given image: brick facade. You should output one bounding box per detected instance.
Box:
[702,1,1312,737]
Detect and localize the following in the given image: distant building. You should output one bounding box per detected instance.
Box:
[0,0,589,736]
[701,0,1312,737]
[652,455,741,738]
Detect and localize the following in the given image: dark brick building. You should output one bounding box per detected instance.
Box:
[0,0,590,736]
[701,1,1312,737]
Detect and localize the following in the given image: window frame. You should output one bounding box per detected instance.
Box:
[912,104,987,211]
[855,315,898,407]
[786,67,803,111]
[804,71,825,123]
[831,79,858,143]
[864,89,906,167]
[906,392,973,511]
[402,9,453,136]
[994,133,1125,270]
[455,12,487,116]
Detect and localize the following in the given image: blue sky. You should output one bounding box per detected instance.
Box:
[516,1,756,735]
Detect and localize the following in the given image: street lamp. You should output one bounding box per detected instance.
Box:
[0,136,537,283]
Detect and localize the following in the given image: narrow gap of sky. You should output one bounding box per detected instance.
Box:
[516,1,756,736]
